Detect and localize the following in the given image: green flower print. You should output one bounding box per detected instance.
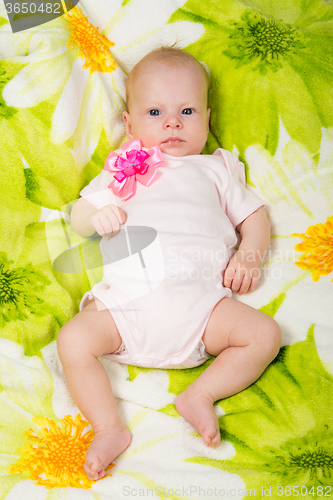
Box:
[0,223,90,355]
[222,12,304,75]
[169,0,333,157]
[184,326,333,497]
[0,252,51,325]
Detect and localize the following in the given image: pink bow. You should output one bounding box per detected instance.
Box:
[104,139,164,201]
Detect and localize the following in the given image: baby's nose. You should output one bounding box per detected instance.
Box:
[164,115,182,128]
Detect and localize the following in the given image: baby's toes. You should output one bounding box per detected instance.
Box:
[209,428,221,448]
[84,456,104,480]
[202,423,220,448]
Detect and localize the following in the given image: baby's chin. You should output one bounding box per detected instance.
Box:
[158,142,202,157]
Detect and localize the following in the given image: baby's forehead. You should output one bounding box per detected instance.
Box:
[136,58,205,83]
[126,57,208,109]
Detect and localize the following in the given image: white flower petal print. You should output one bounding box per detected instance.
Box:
[0,391,39,455]
[0,340,55,488]
[112,21,205,74]
[79,0,124,31]
[103,0,187,44]
[3,52,72,107]
[40,341,80,419]
[7,29,69,64]
[235,123,333,360]
[50,58,90,144]
[4,481,48,500]
[247,122,333,227]
[99,70,127,145]
[272,277,333,374]
[103,0,204,73]
[0,12,68,60]
[0,9,33,59]
[50,65,126,167]
[72,73,109,169]
[0,339,54,416]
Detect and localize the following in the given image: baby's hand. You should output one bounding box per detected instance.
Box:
[89,204,127,236]
[223,250,261,295]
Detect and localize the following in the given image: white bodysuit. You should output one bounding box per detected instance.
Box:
[79,147,264,369]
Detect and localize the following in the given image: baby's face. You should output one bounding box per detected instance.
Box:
[123,62,210,156]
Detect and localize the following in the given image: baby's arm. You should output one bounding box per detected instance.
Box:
[223,207,270,295]
[71,197,126,237]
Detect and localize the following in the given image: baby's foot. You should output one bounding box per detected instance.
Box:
[175,387,220,448]
[84,425,131,480]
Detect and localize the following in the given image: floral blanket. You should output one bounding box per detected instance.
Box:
[1,0,333,499]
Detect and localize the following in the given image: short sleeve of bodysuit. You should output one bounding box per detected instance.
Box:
[224,170,264,227]
[211,148,264,227]
[80,169,117,209]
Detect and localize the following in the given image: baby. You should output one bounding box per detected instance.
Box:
[57,47,281,481]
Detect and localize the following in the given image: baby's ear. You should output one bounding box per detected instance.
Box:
[207,108,211,131]
[123,111,133,138]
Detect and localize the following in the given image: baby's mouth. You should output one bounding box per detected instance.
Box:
[162,137,184,144]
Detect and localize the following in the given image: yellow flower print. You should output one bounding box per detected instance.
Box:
[9,414,115,489]
[63,5,117,74]
[293,216,333,281]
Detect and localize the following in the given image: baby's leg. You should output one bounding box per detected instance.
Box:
[175,298,281,448]
[57,298,131,480]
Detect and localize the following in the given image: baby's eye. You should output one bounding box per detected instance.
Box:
[149,109,161,116]
[182,108,194,115]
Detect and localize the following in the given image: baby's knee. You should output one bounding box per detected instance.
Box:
[259,316,282,360]
[57,322,82,362]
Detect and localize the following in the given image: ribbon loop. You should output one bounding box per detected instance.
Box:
[104,140,164,201]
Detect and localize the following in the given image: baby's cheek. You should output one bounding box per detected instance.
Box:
[140,134,159,149]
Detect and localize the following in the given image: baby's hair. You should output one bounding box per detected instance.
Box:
[125,45,210,111]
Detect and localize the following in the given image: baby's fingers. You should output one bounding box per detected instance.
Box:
[238,273,252,295]
[90,211,119,236]
[111,205,127,225]
[101,210,121,234]
[230,268,245,293]
[91,216,108,236]
[224,265,243,292]
[247,269,260,293]
[223,265,236,289]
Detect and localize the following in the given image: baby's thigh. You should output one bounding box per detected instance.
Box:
[202,297,280,356]
[57,297,122,359]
